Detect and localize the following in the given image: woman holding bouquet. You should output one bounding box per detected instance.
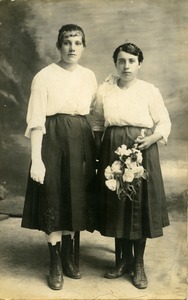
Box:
[21,24,97,290]
[93,42,171,289]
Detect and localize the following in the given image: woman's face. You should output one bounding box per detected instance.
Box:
[116,51,141,83]
[59,32,84,65]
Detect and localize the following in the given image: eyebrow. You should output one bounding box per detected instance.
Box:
[117,57,136,61]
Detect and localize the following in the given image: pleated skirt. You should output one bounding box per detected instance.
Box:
[96,126,170,239]
[21,114,96,234]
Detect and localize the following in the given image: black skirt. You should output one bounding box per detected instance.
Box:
[21,114,97,234]
[96,126,170,239]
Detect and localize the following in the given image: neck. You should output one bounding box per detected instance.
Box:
[57,60,78,71]
[118,77,137,89]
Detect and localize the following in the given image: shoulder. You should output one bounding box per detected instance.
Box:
[137,79,161,96]
[137,80,164,108]
[77,65,96,79]
[33,64,55,82]
[137,79,156,89]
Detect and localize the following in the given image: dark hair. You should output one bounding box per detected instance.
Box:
[113,43,144,64]
[56,24,86,49]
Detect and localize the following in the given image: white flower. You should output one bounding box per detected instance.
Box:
[136,151,143,164]
[105,179,117,191]
[123,169,134,183]
[104,166,114,180]
[111,160,122,174]
[105,143,148,201]
[115,144,132,157]
[132,166,144,178]
[125,158,137,169]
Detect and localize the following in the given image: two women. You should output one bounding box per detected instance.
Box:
[21,24,97,290]
[93,43,171,289]
[22,26,171,291]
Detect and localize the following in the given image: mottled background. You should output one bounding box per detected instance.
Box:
[0,0,187,202]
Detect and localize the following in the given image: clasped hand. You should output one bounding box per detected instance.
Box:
[30,160,46,184]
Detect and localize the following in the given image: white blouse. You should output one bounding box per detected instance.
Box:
[25,63,97,137]
[93,74,171,143]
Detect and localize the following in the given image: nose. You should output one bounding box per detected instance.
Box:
[123,61,129,69]
[70,43,75,52]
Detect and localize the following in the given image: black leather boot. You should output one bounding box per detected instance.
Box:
[104,239,134,279]
[48,242,64,290]
[132,238,148,289]
[61,234,82,279]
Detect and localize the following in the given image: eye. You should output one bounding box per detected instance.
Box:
[62,40,70,46]
[75,41,82,46]
[129,59,136,63]
[118,59,125,64]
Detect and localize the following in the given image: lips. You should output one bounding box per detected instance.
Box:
[123,72,131,76]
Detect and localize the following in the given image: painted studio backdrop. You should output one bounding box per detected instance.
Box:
[0,0,187,214]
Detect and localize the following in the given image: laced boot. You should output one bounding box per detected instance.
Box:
[132,238,148,289]
[104,238,134,279]
[48,242,64,290]
[62,234,82,279]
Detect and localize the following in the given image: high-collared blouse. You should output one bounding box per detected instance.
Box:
[25,63,97,138]
[93,74,171,143]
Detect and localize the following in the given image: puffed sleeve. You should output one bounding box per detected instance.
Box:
[92,84,105,132]
[25,73,48,138]
[149,87,171,144]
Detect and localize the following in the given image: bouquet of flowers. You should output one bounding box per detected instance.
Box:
[104,143,148,201]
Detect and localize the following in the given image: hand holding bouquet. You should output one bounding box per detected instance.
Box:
[104,141,148,201]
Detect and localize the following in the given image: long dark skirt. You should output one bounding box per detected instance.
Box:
[21,114,97,234]
[96,126,169,239]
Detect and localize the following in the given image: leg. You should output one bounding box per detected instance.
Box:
[46,231,64,290]
[132,238,148,289]
[48,242,64,290]
[104,238,134,279]
[61,233,82,279]
[115,238,122,267]
[74,231,80,268]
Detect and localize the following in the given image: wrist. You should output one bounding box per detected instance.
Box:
[31,157,43,163]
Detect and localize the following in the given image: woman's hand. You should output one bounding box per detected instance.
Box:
[30,159,46,184]
[135,132,163,150]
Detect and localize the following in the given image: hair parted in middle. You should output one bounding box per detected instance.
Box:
[56,24,86,49]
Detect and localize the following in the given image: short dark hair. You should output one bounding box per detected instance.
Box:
[113,43,144,64]
[56,24,86,49]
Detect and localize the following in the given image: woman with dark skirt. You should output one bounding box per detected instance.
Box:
[21,24,97,290]
[93,43,171,289]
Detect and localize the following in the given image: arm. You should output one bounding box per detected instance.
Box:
[92,84,105,158]
[149,87,171,144]
[25,72,47,183]
[94,131,103,159]
[136,87,171,149]
[30,128,46,184]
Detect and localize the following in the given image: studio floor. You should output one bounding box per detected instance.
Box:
[0,214,187,300]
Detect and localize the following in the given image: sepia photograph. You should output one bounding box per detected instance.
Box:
[0,0,187,299]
